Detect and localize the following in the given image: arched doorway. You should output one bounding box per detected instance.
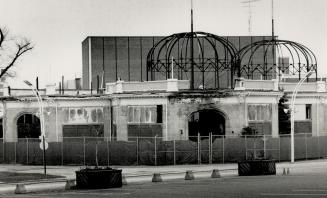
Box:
[188,109,225,138]
[17,114,41,139]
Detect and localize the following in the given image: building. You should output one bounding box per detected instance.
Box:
[0,29,319,141]
[0,76,325,143]
[82,35,275,90]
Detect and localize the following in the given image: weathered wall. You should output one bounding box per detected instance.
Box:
[3,98,111,142]
[166,93,280,140]
[111,96,167,140]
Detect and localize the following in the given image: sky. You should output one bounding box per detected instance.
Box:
[0,0,326,88]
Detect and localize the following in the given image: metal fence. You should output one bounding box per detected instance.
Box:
[0,133,326,166]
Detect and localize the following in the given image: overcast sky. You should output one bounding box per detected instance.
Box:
[0,0,326,88]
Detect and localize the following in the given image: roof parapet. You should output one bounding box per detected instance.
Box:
[106,79,190,94]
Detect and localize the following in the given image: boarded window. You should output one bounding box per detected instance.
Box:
[248,104,272,121]
[63,124,104,137]
[128,124,163,139]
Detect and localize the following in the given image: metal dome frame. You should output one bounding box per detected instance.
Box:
[146,31,240,89]
[238,39,317,81]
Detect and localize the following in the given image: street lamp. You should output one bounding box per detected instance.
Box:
[290,70,314,163]
[23,80,47,175]
[23,80,45,137]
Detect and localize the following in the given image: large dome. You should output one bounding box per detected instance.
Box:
[146,31,239,89]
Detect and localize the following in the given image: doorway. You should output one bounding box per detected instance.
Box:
[188,109,225,138]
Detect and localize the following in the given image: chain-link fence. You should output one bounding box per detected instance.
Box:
[0,133,326,166]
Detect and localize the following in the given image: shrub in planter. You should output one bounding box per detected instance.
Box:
[76,167,122,189]
[238,126,276,176]
[238,160,276,176]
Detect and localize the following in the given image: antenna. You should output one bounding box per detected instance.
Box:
[271,0,275,40]
[171,57,174,79]
[190,0,194,89]
[241,0,262,35]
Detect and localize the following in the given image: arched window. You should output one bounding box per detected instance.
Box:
[17,114,41,139]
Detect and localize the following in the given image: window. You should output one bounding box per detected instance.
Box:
[157,105,162,123]
[128,105,162,124]
[111,106,117,140]
[248,104,272,121]
[294,104,312,120]
[306,104,312,120]
[63,107,104,124]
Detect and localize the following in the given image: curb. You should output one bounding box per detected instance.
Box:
[0,169,237,194]
[0,180,70,195]
[0,167,295,194]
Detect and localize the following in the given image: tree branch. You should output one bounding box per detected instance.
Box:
[0,29,33,79]
[0,28,4,48]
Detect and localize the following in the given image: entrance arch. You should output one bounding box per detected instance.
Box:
[17,114,41,138]
[188,109,226,138]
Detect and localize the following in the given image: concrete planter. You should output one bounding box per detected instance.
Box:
[238,160,276,176]
[76,167,122,189]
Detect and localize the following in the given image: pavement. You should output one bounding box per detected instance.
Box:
[0,159,327,194]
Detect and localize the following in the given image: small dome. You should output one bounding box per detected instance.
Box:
[238,39,317,81]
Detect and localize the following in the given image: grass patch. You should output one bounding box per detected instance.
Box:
[0,172,64,183]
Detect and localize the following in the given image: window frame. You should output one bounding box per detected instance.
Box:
[127,105,161,124]
[247,104,272,122]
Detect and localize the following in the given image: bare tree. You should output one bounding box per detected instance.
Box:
[0,27,33,79]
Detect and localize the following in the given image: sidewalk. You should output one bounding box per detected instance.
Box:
[0,159,327,194]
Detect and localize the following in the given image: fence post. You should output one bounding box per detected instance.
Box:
[61,139,64,166]
[173,139,176,165]
[107,137,110,166]
[2,139,5,163]
[83,137,86,166]
[263,135,266,159]
[197,133,201,164]
[14,141,17,164]
[222,135,225,164]
[136,137,139,166]
[26,138,29,165]
[317,134,320,159]
[209,133,212,164]
[278,136,281,162]
[154,136,157,166]
[305,133,308,160]
[245,135,247,160]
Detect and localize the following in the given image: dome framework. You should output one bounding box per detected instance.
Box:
[238,39,317,81]
[146,31,318,90]
[146,31,239,89]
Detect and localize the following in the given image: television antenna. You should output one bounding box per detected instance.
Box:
[241,0,262,35]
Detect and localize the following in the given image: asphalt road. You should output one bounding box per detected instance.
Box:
[4,173,327,198]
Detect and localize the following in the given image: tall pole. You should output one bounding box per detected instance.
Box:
[290,70,314,163]
[271,0,274,40]
[23,80,46,175]
[171,57,174,79]
[190,0,194,89]
[271,0,278,80]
